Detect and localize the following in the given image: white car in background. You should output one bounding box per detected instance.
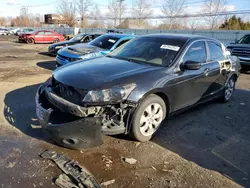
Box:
[0,28,10,35]
[8,28,20,35]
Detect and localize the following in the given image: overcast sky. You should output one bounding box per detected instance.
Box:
[0,0,249,19]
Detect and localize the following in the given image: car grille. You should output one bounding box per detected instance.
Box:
[231,48,250,57]
[50,80,87,105]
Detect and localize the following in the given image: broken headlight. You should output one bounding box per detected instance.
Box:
[82,83,136,103]
[55,46,64,49]
[80,52,101,60]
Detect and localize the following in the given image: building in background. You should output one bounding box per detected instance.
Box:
[44,14,62,24]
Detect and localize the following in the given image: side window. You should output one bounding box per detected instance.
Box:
[44,31,53,35]
[82,36,90,43]
[115,40,129,49]
[207,41,225,62]
[37,31,45,35]
[183,41,207,63]
[89,35,94,40]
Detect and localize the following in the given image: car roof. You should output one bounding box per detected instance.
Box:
[103,33,135,39]
[35,29,55,32]
[140,33,216,42]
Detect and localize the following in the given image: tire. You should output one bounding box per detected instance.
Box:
[220,76,236,103]
[27,38,34,44]
[54,38,60,43]
[130,94,166,142]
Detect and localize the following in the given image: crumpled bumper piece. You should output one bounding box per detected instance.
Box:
[36,86,103,149]
[44,87,102,117]
[40,150,101,188]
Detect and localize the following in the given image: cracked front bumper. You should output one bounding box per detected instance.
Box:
[35,86,103,149]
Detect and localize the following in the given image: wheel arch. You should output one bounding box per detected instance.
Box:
[231,73,238,81]
[27,37,35,43]
[126,90,172,134]
[136,89,172,114]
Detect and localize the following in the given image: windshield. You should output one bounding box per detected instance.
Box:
[238,35,250,44]
[70,34,87,41]
[89,35,119,49]
[108,37,185,66]
[24,29,34,32]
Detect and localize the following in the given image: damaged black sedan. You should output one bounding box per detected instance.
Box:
[36,34,241,149]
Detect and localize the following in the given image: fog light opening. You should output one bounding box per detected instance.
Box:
[62,138,78,145]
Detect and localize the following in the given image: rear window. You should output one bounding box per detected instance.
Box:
[89,35,119,49]
[207,41,225,62]
[44,31,53,34]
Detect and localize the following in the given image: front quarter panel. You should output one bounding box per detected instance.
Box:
[126,68,176,111]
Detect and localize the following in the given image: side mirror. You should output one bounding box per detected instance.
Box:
[230,40,238,44]
[225,50,231,56]
[182,60,201,70]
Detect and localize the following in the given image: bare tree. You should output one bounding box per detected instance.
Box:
[131,0,152,28]
[57,0,76,27]
[0,17,6,27]
[107,0,126,27]
[74,0,92,27]
[202,0,228,29]
[161,0,186,29]
[89,4,104,28]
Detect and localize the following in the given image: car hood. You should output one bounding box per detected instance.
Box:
[61,43,103,56]
[53,57,162,90]
[227,44,250,49]
[50,40,78,47]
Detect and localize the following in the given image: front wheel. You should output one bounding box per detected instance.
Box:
[54,38,59,43]
[27,38,34,44]
[220,76,236,102]
[130,94,166,142]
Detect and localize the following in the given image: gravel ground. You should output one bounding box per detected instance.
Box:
[0,35,249,188]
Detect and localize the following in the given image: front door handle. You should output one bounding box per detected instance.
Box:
[204,68,210,76]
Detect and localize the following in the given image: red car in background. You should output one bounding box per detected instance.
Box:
[18,30,64,44]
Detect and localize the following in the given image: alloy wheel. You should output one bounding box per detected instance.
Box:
[225,78,235,101]
[139,103,164,137]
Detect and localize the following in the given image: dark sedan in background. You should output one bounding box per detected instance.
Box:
[56,33,135,67]
[36,34,240,149]
[227,34,250,67]
[48,33,102,56]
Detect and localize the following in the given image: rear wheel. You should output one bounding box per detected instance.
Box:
[130,94,166,142]
[27,38,34,44]
[220,76,236,102]
[54,38,60,43]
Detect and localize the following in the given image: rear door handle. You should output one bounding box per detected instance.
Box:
[204,68,210,76]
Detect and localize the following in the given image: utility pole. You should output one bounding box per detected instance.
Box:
[118,0,125,25]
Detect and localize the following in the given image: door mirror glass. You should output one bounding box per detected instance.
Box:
[230,40,238,44]
[183,60,201,70]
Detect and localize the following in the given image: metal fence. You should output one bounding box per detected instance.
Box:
[30,27,249,45]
